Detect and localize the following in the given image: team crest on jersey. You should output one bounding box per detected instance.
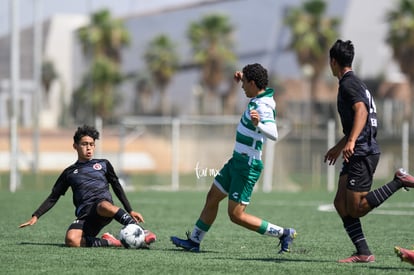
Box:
[93,163,102,170]
[231,192,239,200]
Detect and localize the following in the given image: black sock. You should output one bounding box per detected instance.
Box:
[85,236,110,247]
[114,208,137,225]
[342,216,371,255]
[365,179,402,208]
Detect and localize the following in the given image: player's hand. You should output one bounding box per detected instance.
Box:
[324,145,342,165]
[130,211,145,223]
[19,216,38,228]
[250,110,260,126]
[234,71,243,82]
[342,140,355,163]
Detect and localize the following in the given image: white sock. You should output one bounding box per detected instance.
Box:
[263,222,284,238]
[190,226,205,244]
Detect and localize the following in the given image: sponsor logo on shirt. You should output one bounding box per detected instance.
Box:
[232,192,239,200]
[93,163,102,170]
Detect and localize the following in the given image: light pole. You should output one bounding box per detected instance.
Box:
[9,0,20,192]
[32,0,43,174]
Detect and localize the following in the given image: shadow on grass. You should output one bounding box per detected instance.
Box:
[167,247,222,254]
[238,257,332,263]
[19,242,66,247]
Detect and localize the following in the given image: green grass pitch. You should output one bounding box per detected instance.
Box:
[1,189,414,274]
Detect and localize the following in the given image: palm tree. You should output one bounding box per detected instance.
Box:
[78,9,130,62]
[72,56,122,124]
[144,34,179,116]
[76,9,130,123]
[187,13,236,114]
[284,0,340,125]
[386,0,414,126]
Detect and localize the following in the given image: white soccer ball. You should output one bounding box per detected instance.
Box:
[119,224,146,249]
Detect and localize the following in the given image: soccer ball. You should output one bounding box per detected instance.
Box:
[119,224,146,249]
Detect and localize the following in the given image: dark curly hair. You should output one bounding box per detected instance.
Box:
[73,125,100,144]
[329,39,354,67]
[242,63,268,90]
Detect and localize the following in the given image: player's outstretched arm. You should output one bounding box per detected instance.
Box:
[19,216,38,228]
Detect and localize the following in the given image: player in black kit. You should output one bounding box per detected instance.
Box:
[325,39,414,263]
[19,125,156,247]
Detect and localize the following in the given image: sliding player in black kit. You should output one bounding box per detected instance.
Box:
[19,125,156,248]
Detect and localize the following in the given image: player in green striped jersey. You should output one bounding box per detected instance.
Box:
[171,63,296,254]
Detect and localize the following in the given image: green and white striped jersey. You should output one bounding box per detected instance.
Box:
[233,88,277,163]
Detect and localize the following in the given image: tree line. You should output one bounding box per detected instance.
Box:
[42,0,414,127]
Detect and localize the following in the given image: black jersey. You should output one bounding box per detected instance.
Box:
[337,71,380,156]
[33,159,133,219]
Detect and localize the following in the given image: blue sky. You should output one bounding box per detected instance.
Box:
[0,0,200,36]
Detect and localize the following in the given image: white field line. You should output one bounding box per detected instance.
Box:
[317,203,414,216]
[238,200,414,216]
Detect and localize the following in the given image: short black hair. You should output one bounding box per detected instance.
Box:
[329,39,354,67]
[242,63,268,90]
[73,125,100,144]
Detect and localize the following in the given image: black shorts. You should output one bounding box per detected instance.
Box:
[68,202,112,237]
[340,154,380,192]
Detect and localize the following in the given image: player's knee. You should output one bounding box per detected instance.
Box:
[333,197,343,212]
[65,235,81,247]
[65,229,83,247]
[228,211,243,225]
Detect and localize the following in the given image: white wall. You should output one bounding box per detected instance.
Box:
[40,14,88,128]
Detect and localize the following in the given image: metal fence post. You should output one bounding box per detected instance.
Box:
[402,121,409,171]
[262,140,275,192]
[171,118,180,191]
